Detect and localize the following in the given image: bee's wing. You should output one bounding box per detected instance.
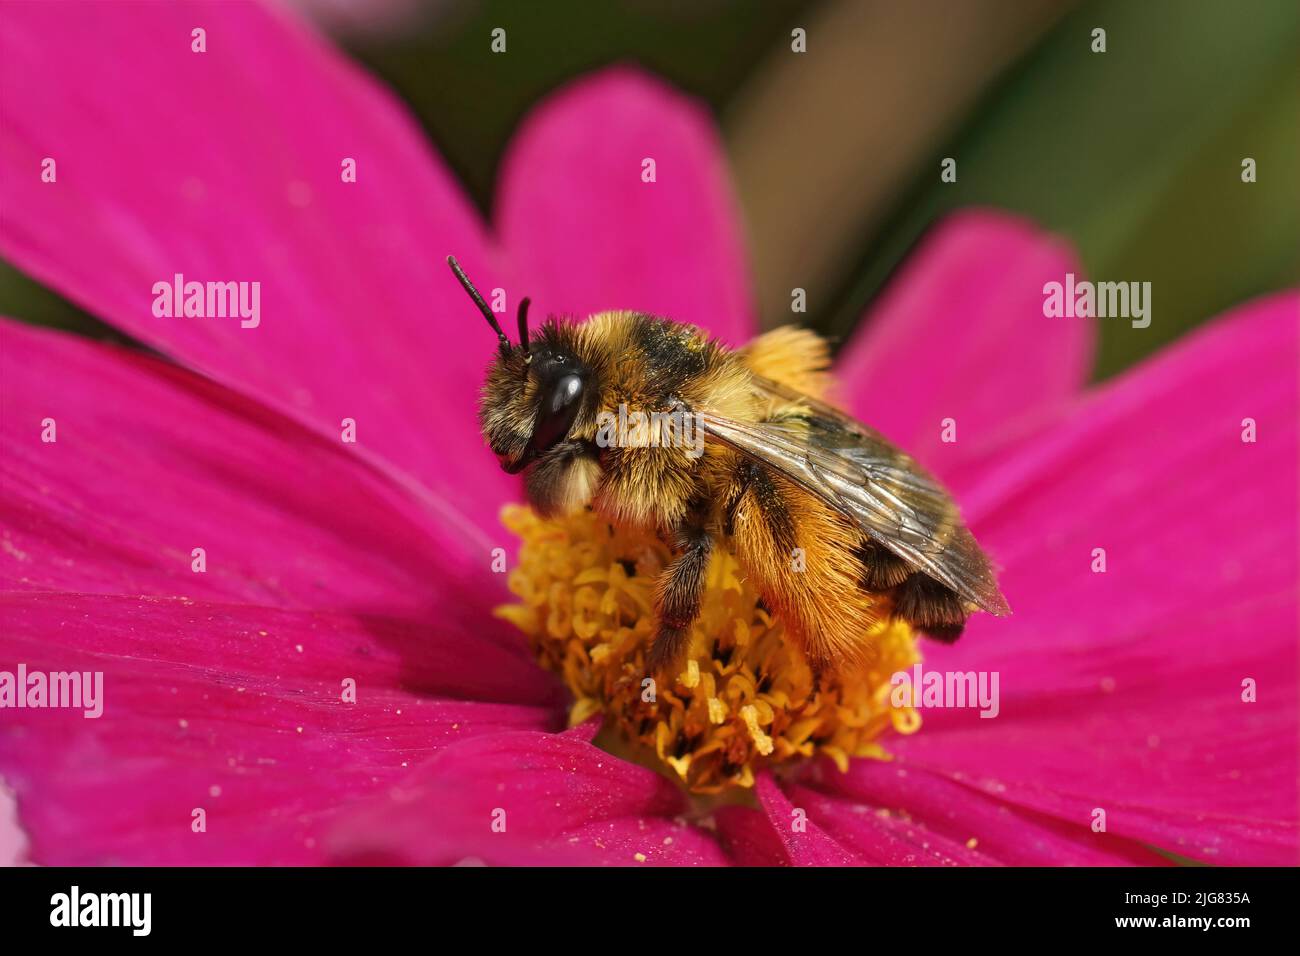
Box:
[703,376,1010,615]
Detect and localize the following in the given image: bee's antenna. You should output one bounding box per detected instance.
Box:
[446,255,510,352]
[516,297,531,362]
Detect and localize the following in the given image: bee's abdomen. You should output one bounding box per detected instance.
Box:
[855,541,911,590]
[723,462,885,672]
[891,572,967,643]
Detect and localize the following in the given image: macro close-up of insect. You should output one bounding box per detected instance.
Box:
[0,0,1295,932]
[453,256,1009,676]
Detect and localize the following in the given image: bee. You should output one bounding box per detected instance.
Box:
[450,256,1009,675]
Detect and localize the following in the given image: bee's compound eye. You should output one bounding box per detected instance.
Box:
[530,373,584,453]
[551,373,582,413]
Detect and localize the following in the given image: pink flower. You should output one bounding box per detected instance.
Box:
[0,2,1295,866]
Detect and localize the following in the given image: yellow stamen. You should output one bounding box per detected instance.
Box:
[497,504,923,793]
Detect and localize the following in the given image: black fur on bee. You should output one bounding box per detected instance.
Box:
[856,541,912,591]
[893,572,967,643]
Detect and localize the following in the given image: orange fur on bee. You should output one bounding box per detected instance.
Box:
[727,328,887,670]
[481,315,914,673]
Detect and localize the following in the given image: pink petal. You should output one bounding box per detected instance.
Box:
[0,319,495,613]
[887,292,1300,865]
[326,731,729,865]
[712,805,789,866]
[497,67,755,345]
[835,210,1092,466]
[803,761,1169,866]
[0,592,562,865]
[0,780,28,866]
[774,778,993,866]
[0,0,513,544]
[753,773,859,865]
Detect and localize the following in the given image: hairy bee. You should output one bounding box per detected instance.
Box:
[451,257,1009,674]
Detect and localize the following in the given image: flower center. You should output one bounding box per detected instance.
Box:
[497,505,923,793]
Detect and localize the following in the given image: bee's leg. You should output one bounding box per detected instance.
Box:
[722,461,758,537]
[646,506,713,675]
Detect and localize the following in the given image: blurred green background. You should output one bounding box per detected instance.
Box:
[3,0,1296,379]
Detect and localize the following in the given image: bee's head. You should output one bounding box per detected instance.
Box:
[448,257,591,475]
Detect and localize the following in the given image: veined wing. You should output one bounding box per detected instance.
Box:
[703,377,1009,615]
